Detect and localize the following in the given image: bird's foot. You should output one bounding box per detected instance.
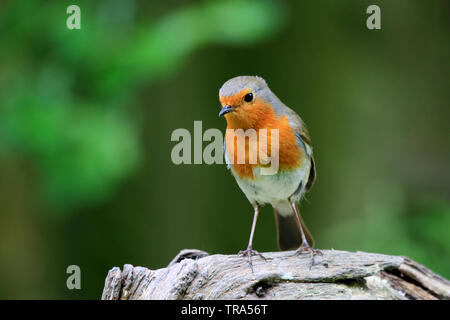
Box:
[238,247,266,272]
[295,244,323,269]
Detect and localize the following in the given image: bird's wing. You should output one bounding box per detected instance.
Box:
[282,105,312,145]
[282,105,316,191]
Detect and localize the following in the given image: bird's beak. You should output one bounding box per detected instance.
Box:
[219,105,234,117]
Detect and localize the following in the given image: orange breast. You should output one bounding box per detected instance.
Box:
[224,100,303,179]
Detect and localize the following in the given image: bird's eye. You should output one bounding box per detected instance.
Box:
[244,92,254,103]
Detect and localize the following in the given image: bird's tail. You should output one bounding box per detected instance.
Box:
[273,202,314,251]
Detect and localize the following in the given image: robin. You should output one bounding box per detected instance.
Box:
[219,76,320,270]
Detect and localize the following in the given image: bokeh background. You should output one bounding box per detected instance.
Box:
[0,0,449,299]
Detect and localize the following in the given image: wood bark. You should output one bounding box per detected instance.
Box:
[101,249,450,300]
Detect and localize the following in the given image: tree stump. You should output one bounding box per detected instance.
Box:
[101,249,450,300]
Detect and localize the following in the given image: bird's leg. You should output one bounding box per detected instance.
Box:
[238,204,266,272]
[290,200,322,269]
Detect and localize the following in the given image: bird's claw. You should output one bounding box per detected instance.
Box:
[238,248,266,272]
[295,245,322,269]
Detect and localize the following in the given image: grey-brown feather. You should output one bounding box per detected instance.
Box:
[274,208,314,250]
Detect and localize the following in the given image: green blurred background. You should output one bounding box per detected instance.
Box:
[0,0,449,299]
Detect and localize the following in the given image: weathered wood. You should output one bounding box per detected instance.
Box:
[101,249,450,300]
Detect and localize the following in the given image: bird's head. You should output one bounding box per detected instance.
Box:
[219,76,277,129]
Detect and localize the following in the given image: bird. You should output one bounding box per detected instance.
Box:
[218,75,320,270]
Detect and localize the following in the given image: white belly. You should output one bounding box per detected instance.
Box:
[231,160,311,212]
